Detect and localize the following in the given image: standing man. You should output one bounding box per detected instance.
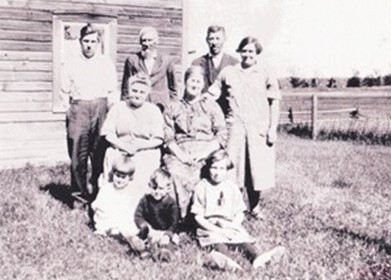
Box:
[61,23,117,205]
[121,27,178,112]
[191,25,238,116]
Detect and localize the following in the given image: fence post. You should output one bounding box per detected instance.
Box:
[311,93,318,139]
[288,107,294,123]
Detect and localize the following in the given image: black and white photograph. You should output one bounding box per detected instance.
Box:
[0,0,390,279]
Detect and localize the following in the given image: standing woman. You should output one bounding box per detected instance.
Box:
[163,66,227,219]
[208,36,281,216]
[100,73,164,198]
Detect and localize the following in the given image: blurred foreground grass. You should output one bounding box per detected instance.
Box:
[1,136,390,279]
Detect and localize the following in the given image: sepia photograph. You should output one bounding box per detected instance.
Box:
[0,0,390,279]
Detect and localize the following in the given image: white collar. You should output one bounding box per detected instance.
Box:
[78,52,101,61]
[209,52,224,67]
[142,50,158,60]
[209,52,223,60]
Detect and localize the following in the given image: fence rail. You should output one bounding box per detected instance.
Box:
[280,90,391,139]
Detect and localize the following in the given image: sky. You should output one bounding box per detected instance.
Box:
[184,0,391,78]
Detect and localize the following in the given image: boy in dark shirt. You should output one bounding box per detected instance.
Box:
[135,168,180,257]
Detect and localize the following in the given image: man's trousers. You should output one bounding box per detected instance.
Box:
[66,98,108,201]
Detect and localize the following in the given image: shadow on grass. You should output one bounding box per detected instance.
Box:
[40,183,75,209]
[358,260,391,280]
[40,183,96,230]
[326,227,391,255]
[330,179,353,189]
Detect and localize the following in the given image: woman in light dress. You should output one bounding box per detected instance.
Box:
[208,36,281,216]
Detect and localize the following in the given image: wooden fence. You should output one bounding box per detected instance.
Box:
[280,89,391,139]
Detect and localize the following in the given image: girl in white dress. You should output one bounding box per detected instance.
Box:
[92,156,139,238]
[191,150,285,270]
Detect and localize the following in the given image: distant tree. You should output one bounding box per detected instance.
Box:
[362,75,381,87]
[327,78,337,88]
[290,77,302,88]
[362,76,374,87]
[373,76,381,86]
[347,76,361,87]
[383,75,391,86]
[301,79,309,88]
[311,78,318,88]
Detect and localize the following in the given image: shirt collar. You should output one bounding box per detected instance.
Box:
[182,96,202,106]
[209,52,223,63]
[78,52,101,61]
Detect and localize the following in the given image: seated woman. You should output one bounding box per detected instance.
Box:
[163,66,227,219]
[101,72,164,199]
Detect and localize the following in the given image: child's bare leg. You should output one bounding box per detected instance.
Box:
[229,243,258,263]
[202,244,243,271]
[154,244,174,262]
[212,243,231,256]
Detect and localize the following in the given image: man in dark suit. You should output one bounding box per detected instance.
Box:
[121,27,178,112]
[191,25,238,116]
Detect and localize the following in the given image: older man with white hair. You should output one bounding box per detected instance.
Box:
[121,27,178,112]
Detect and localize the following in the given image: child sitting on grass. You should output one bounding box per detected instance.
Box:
[134,168,180,261]
[91,156,144,250]
[191,150,285,271]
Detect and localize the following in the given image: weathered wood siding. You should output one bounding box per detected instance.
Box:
[0,0,182,121]
[0,0,182,167]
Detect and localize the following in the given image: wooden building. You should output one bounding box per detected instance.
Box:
[0,0,183,168]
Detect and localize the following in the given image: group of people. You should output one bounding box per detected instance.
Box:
[61,23,283,271]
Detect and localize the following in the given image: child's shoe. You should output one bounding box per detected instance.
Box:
[171,233,180,245]
[249,205,265,220]
[156,248,173,262]
[253,245,286,269]
[137,225,149,240]
[139,250,152,260]
[71,192,88,210]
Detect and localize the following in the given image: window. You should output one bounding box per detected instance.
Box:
[52,13,117,112]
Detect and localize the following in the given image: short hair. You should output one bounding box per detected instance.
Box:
[205,149,234,171]
[184,65,205,84]
[80,23,99,40]
[127,72,152,89]
[236,36,263,55]
[149,168,172,189]
[108,155,135,182]
[139,26,159,44]
[206,25,226,37]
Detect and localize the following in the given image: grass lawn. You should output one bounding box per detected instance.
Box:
[1,135,390,279]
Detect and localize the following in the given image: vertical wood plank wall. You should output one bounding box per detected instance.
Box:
[0,0,182,168]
